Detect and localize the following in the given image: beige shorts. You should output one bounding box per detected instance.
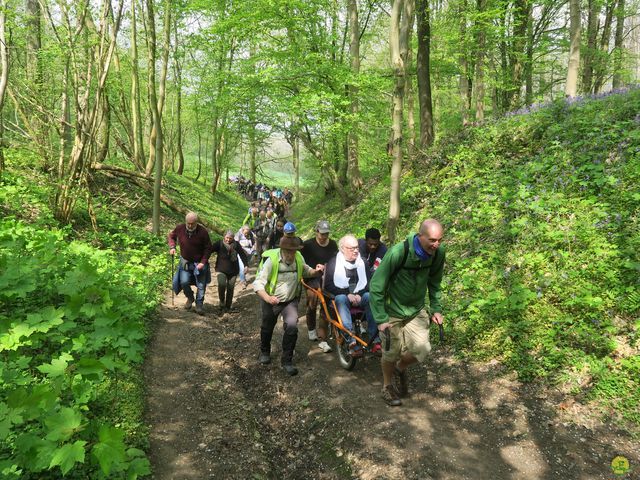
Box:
[382,309,432,363]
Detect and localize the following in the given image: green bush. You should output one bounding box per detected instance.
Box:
[0,218,165,478]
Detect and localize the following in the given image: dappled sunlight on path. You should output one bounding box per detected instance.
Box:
[144,278,639,479]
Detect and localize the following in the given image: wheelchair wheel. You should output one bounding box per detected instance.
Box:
[334,327,357,371]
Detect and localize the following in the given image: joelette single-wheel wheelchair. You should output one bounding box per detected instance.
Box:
[302,279,381,370]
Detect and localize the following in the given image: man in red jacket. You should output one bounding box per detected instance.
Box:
[168,212,213,315]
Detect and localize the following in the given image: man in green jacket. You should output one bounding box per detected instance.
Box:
[369,219,445,406]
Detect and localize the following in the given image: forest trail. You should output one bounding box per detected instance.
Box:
[144,274,638,480]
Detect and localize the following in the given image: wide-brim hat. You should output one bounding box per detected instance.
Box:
[279,236,303,251]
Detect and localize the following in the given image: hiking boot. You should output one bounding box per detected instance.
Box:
[394,367,409,397]
[382,385,402,406]
[258,352,271,365]
[308,329,318,341]
[370,343,382,356]
[318,341,332,353]
[282,363,298,376]
[195,304,204,316]
[184,298,194,310]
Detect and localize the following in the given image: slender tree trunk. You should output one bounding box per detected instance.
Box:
[612,0,625,88]
[174,21,184,175]
[147,0,163,235]
[403,0,416,158]
[145,0,171,175]
[130,0,145,171]
[25,0,41,85]
[458,0,470,125]
[509,0,531,108]
[388,0,406,244]
[0,0,8,171]
[566,0,581,97]
[416,0,434,149]
[582,0,599,94]
[525,9,534,104]
[593,0,615,93]
[347,0,363,189]
[474,0,486,121]
[293,135,300,200]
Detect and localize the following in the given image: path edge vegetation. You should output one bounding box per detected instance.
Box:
[0,159,246,478]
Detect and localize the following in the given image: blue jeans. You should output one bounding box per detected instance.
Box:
[179,265,207,305]
[334,293,378,348]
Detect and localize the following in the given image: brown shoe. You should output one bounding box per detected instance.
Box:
[195,304,204,315]
[382,385,402,406]
[184,299,194,310]
[393,367,409,397]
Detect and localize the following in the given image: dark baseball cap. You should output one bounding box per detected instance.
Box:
[315,220,330,233]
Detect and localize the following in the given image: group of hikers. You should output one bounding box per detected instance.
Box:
[168,190,445,407]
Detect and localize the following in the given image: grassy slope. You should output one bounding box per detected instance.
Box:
[0,155,248,478]
[296,89,640,426]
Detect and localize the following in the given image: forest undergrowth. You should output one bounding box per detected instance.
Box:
[0,160,246,478]
[296,89,640,429]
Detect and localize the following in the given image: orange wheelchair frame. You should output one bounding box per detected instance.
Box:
[302,279,380,370]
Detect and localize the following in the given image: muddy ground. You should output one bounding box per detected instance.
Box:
[144,274,638,480]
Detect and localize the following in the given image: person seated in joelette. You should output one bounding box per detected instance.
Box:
[323,234,379,357]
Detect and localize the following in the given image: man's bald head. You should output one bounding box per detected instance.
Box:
[419,219,442,236]
[417,219,443,255]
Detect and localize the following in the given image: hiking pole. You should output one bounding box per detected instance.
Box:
[438,323,445,343]
[171,253,175,307]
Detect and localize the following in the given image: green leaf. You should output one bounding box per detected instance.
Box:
[37,352,73,378]
[49,440,86,475]
[45,407,83,441]
[75,357,106,379]
[127,457,151,480]
[92,425,126,475]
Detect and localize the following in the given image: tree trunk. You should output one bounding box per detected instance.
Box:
[174,20,185,175]
[524,9,534,105]
[593,0,615,93]
[388,0,406,244]
[293,135,300,200]
[130,0,145,171]
[509,0,531,109]
[147,0,164,235]
[458,0,470,125]
[347,0,363,189]
[145,0,171,176]
[474,0,486,121]
[565,0,581,97]
[416,0,434,149]
[582,0,600,94]
[25,0,41,85]
[612,0,625,88]
[403,0,416,158]
[0,0,8,171]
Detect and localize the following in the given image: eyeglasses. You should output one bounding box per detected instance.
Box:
[344,246,359,251]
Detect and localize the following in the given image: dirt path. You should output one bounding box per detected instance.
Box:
[144,276,638,480]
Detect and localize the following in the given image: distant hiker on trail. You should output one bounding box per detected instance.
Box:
[211,230,249,314]
[243,207,259,228]
[253,210,272,259]
[168,212,213,316]
[253,236,324,376]
[369,219,445,407]
[301,220,338,353]
[324,235,380,357]
[359,228,387,276]
[269,218,286,250]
